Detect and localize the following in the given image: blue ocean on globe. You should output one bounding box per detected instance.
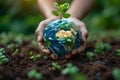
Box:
[43,19,82,56]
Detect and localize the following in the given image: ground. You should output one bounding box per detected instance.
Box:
[0,36,120,80]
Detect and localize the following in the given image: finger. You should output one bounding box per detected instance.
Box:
[50,54,58,60]
[36,18,57,56]
[68,18,88,39]
[77,22,88,40]
[67,18,88,55]
[80,27,88,39]
[71,44,86,55]
[35,18,57,42]
[71,37,86,55]
[65,53,72,59]
[38,42,50,55]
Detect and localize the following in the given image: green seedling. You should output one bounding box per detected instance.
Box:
[30,54,41,61]
[28,69,42,80]
[116,49,120,56]
[43,56,48,59]
[49,62,61,71]
[61,63,78,75]
[52,2,71,20]
[103,43,111,51]
[0,48,9,64]
[70,73,88,80]
[12,49,19,56]
[86,52,95,60]
[29,51,41,61]
[94,42,111,55]
[0,48,5,53]
[94,42,104,55]
[112,68,120,80]
[7,43,19,50]
[7,43,14,49]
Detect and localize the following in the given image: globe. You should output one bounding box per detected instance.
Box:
[43,19,82,56]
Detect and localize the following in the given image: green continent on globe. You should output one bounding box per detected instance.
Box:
[43,19,82,56]
[56,28,77,51]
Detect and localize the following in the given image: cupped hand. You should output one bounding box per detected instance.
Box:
[35,17,88,59]
[35,17,58,59]
[65,18,88,59]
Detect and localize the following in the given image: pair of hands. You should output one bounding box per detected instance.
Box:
[35,17,88,59]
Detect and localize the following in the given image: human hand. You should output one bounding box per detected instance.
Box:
[65,18,88,59]
[35,17,59,59]
[35,17,88,59]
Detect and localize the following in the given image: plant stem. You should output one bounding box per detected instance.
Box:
[59,12,63,21]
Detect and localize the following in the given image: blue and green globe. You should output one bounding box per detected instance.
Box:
[43,19,82,56]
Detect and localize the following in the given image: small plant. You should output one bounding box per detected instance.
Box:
[61,63,78,75]
[12,49,19,56]
[49,62,61,71]
[94,42,111,55]
[0,48,9,64]
[70,73,88,80]
[7,43,19,50]
[0,48,5,53]
[116,49,120,56]
[112,68,120,80]
[94,42,104,55]
[7,43,14,49]
[52,2,71,20]
[86,52,95,60]
[28,69,42,80]
[29,51,41,61]
[103,43,111,51]
[43,55,48,59]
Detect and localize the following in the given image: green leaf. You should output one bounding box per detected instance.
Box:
[35,73,42,80]
[29,51,33,56]
[60,4,64,8]
[52,11,59,16]
[63,13,71,18]
[61,68,69,75]
[3,58,9,63]
[63,3,69,9]
[112,69,120,80]
[54,2,59,9]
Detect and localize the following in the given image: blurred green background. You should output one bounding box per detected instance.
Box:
[0,0,120,41]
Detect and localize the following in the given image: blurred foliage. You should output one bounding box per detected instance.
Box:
[0,0,120,35]
[0,0,44,34]
[84,0,120,30]
[0,32,37,45]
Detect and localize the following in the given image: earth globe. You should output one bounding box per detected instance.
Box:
[43,19,82,56]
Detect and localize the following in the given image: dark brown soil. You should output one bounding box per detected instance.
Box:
[0,40,120,80]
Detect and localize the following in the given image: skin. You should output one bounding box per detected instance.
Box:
[36,0,94,59]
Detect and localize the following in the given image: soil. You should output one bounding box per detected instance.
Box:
[0,39,120,80]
